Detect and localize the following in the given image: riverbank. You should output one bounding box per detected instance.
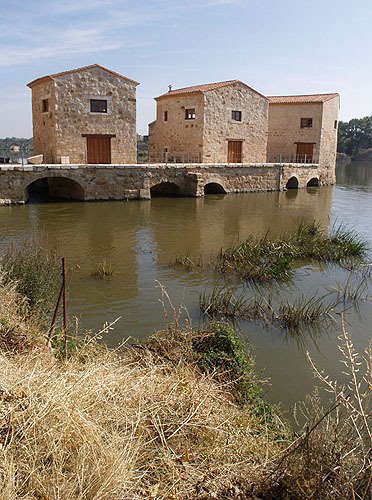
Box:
[0,264,370,498]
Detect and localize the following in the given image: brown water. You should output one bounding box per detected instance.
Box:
[1,162,371,412]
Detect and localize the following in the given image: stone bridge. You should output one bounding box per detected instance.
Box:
[0,162,334,204]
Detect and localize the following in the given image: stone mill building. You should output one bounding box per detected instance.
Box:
[27,64,139,164]
[148,80,268,164]
[266,93,340,169]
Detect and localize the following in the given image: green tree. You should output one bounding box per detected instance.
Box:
[337,116,372,156]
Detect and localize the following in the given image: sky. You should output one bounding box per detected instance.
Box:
[0,0,371,137]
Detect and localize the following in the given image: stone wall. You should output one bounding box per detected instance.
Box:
[203,83,268,163]
[31,80,57,163]
[319,96,339,183]
[149,93,204,163]
[148,82,268,164]
[0,162,333,204]
[30,66,138,164]
[267,102,323,161]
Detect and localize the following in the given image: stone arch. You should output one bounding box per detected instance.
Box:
[202,176,227,195]
[203,182,227,194]
[307,177,319,187]
[285,176,299,190]
[150,181,183,197]
[25,176,85,203]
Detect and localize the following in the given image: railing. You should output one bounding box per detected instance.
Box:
[143,152,320,165]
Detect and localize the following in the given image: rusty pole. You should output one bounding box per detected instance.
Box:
[62,257,68,359]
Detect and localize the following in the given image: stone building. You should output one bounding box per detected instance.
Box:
[27,64,139,164]
[148,80,268,163]
[266,93,340,170]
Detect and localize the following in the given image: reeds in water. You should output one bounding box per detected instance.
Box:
[200,286,337,335]
[94,259,115,279]
[217,222,369,283]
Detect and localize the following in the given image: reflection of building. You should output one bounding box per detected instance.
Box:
[148,187,334,265]
[267,94,340,167]
[27,64,139,164]
[149,80,268,163]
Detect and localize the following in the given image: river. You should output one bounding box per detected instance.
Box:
[1,161,371,412]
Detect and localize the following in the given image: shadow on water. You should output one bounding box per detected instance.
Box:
[26,177,85,203]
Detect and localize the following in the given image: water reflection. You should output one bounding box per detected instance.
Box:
[0,162,371,410]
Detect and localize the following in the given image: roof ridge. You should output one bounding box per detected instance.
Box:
[268,93,339,104]
[27,63,139,88]
[268,92,338,97]
[156,79,267,100]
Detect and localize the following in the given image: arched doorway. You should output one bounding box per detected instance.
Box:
[25,177,85,203]
[150,182,182,197]
[307,177,319,187]
[203,182,227,194]
[285,176,299,189]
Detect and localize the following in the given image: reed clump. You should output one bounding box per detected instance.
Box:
[94,259,115,279]
[218,222,368,282]
[171,251,204,270]
[200,286,336,334]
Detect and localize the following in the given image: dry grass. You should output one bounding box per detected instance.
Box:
[0,337,285,499]
[0,275,42,354]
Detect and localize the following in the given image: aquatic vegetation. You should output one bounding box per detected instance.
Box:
[218,222,368,283]
[278,294,335,333]
[200,286,249,319]
[200,286,337,335]
[171,251,204,270]
[93,259,115,279]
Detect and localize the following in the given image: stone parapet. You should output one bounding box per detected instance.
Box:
[0,162,332,205]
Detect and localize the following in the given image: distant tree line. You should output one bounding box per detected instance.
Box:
[0,136,149,163]
[337,116,372,157]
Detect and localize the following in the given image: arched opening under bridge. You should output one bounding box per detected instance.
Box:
[25,177,85,203]
[203,182,227,195]
[307,177,319,187]
[150,182,183,197]
[285,176,299,190]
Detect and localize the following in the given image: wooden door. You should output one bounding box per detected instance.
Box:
[296,143,314,163]
[227,140,242,163]
[86,135,112,164]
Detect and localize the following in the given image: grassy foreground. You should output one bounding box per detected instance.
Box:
[0,255,371,498]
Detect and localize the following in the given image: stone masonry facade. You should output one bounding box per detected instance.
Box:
[0,162,332,205]
[149,81,268,163]
[27,64,139,164]
[266,94,340,183]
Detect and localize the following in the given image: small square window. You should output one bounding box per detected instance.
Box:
[334,120,338,129]
[232,110,242,121]
[185,108,195,120]
[301,118,313,128]
[42,99,49,113]
[90,99,108,113]
[164,110,168,122]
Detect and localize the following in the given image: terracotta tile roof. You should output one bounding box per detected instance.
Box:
[156,80,267,99]
[27,64,139,88]
[268,93,339,104]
